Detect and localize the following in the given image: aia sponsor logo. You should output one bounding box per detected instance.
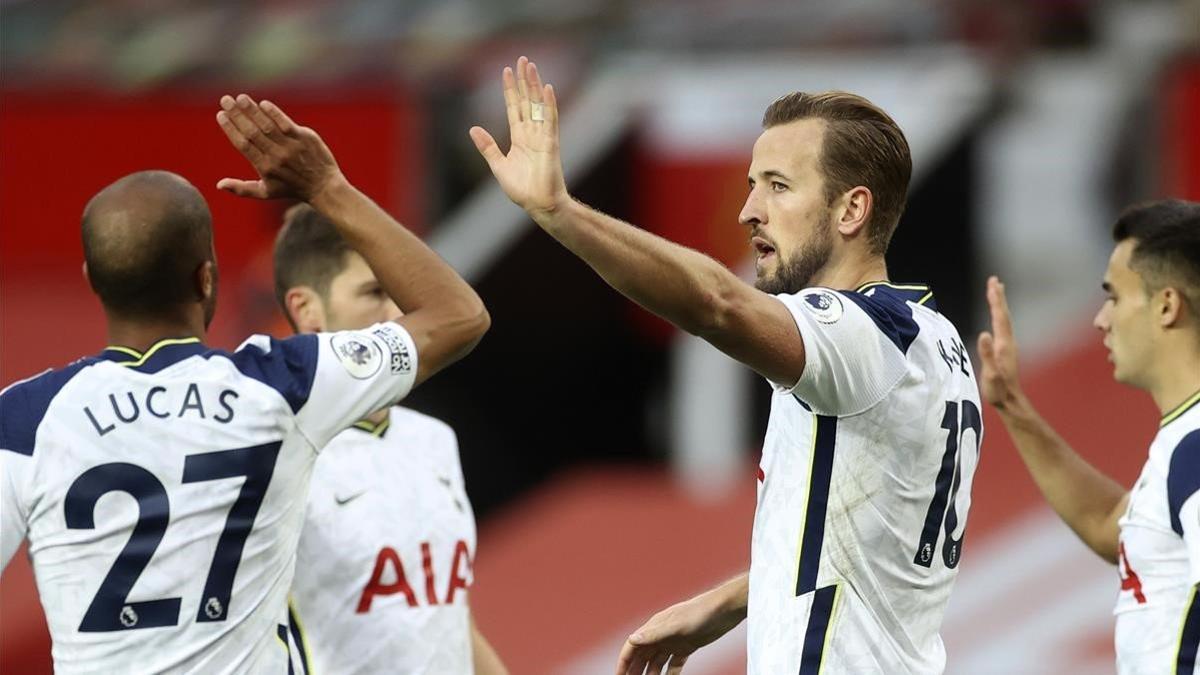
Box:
[356,540,473,612]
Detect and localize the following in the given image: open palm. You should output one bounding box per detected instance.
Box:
[470,56,569,223]
[977,276,1023,409]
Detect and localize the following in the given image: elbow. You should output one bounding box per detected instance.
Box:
[684,282,740,339]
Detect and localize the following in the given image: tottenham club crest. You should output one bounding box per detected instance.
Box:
[331,333,383,379]
[801,289,844,324]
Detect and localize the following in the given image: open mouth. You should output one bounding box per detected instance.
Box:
[752,236,776,262]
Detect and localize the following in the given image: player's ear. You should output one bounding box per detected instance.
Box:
[285,287,326,334]
[835,186,872,239]
[1159,287,1185,329]
[196,261,216,302]
[82,261,91,286]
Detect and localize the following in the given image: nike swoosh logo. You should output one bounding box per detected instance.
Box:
[334,492,365,505]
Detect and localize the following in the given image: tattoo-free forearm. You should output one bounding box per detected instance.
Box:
[996,393,1128,563]
[310,177,489,380]
[540,200,743,336]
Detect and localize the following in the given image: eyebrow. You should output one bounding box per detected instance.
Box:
[748,170,792,184]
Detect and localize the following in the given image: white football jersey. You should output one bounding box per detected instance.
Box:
[0,323,418,674]
[749,283,982,674]
[289,406,477,675]
[1114,390,1200,674]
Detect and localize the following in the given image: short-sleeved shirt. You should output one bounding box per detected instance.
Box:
[1115,391,1200,674]
[0,323,417,674]
[289,406,477,674]
[748,283,982,674]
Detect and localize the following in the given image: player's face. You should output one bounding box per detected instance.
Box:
[740,118,838,295]
[323,251,401,332]
[1094,240,1156,387]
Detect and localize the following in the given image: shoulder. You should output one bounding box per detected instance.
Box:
[1165,426,1200,535]
[389,407,457,447]
[1,357,102,456]
[840,283,938,354]
[779,283,937,355]
[218,334,320,413]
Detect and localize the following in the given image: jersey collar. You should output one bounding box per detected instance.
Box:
[1162,389,1200,428]
[853,281,936,310]
[99,337,207,373]
[350,417,391,438]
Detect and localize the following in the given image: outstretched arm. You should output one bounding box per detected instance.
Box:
[217,95,489,386]
[471,58,805,386]
[615,573,748,675]
[978,276,1128,563]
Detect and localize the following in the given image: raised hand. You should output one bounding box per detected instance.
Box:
[977,276,1023,410]
[469,56,569,224]
[215,94,343,202]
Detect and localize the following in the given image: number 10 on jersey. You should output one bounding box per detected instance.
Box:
[913,400,981,569]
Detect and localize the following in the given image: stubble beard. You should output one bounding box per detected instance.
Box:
[754,220,835,296]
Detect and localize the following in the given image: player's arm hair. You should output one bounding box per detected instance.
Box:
[469,613,510,675]
[540,200,806,385]
[995,395,1128,563]
[310,180,490,386]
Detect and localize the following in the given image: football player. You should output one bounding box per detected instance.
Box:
[0,95,488,672]
[472,57,983,674]
[978,200,1200,673]
[274,204,507,674]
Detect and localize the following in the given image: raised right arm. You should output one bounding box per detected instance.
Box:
[978,277,1127,563]
[216,94,489,386]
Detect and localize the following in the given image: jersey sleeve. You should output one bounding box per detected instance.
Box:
[1,453,30,571]
[771,288,910,416]
[1168,430,1200,582]
[234,322,419,450]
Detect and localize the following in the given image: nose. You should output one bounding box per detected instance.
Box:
[739,186,765,228]
[1092,304,1108,332]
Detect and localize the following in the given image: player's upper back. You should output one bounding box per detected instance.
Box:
[0,325,418,673]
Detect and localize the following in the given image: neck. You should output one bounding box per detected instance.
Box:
[1148,340,1200,417]
[810,252,889,292]
[105,309,206,353]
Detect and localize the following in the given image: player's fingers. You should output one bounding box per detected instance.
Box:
[215,178,269,200]
[544,83,560,137]
[502,66,523,128]
[235,94,282,142]
[216,111,267,166]
[977,332,995,370]
[616,640,645,675]
[259,100,298,136]
[221,98,272,154]
[516,55,530,102]
[647,652,671,675]
[987,276,1015,341]
[527,61,545,104]
[665,653,689,675]
[468,126,505,171]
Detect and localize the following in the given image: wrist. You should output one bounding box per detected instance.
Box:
[308,172,354,214]
[529,192,577,233]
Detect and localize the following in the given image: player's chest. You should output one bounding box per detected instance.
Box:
[307,449,473,548]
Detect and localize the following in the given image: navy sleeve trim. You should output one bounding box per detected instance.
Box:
[1,359,99,456]
[842,289,921,354]
[1168,430,1200,536]
[227,335,318,414]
